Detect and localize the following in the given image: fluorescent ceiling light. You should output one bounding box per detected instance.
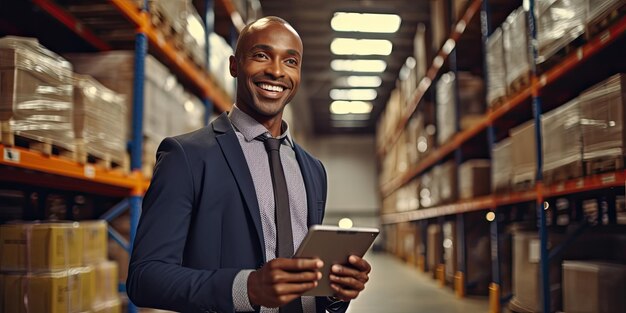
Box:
[345,76,382,87]
[331,12,401,33]
[331,60,387,72]
[331,113,370,121]
[330,100,373,114]
[331,38,393,55]
[330,89,377,101]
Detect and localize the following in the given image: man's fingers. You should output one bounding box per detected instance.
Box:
[270,269,321,283]
[330,283,361,301]
[330,264,369,283]
[270,258,324,271]
[273,281,319,296]
[348,255,371,273]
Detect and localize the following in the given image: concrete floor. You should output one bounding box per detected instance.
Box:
[346,252,489,313]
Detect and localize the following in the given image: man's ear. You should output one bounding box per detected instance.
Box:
[229,55,237,78]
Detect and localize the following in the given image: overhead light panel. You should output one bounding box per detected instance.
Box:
[331,38,393,55]
[330,101,373,114]
[345,76,382,87]
[331,12,401,33]
[330,89,377,101]
[331,60,387,72]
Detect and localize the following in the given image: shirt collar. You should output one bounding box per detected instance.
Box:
[229,105,294,148]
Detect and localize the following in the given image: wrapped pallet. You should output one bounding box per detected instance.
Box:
[579,73,626,174]
[562,261,626,313]
[492,138,513,192]
[541,99,583,184]
[586,0,624,34]
[486,27,507,108]
[535,0,587,65]
[510,121,536,190]
[436,72,456,145]
[503,7,531,92]
[169,91,205,136]
[459,159,491,199]
[73,74,127,167]
[0,36,74,151]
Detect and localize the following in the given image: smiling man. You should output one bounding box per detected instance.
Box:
[126,17,371,313]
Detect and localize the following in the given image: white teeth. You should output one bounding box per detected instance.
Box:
[258,83,284,92]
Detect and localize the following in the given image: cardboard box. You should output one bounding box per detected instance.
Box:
[81,220,108,265]
[2,267,94,313]
[541,99,583,182]
[437,161,458,204]
[510,121,536,190]
[563,261,626,313]
[492,138,513,192]
[93,298,122,313]
[95,261,119,305]
[459,159,491,199]
[0,222,83,271]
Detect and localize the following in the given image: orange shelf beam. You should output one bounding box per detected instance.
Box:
[378,0,483,158]
[1,145,141,191]
[109,0,232,113]
[217,0,245,32]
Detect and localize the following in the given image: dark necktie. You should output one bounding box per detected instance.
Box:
[260,136,304,313]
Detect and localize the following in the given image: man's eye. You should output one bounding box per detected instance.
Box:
[253,53,268,59]
[286,59,298,65]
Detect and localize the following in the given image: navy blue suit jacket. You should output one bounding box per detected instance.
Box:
[127,113,348,313]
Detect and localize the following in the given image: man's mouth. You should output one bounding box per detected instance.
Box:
[256,82,285,93]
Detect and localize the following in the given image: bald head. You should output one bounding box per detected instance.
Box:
[234,16,301,59]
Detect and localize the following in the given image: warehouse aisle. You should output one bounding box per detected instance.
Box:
[346,252,489,313]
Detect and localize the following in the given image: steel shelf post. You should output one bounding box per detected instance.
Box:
[203,0,215,125]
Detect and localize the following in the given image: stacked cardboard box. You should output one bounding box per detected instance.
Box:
[436,72,457,145]
[486,28,507,107]
[510,121,536,190]
[0,36,74,151]
[562,261,626,313]
[459,159,491,199]
[492,138,513,192]
[437,161,458,204]
[503,7,531,91]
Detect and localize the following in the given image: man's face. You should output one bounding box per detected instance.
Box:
[230,21,303,120]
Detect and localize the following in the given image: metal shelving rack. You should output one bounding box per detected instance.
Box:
[377,1,626,312]
[0,0,245,312]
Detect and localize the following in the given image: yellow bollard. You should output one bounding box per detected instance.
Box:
[489,283,501,313]
[436,264,445,287]
[454,271,465,298]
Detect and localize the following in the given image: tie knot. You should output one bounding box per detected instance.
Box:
[259,136,284,152]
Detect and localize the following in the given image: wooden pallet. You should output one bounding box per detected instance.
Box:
[507,71,531,96]
[586,1,626,40]
[1,121,76,161]
[488,95,508,111]
[585,155,625,175]
[543,160,584,186]
[75,142,130,174]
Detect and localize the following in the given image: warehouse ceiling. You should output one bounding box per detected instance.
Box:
[256,0,431,135]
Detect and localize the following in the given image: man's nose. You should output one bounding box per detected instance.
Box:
[265,59,285,78]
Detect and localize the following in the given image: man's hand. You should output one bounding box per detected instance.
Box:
[329,255,371,301]
[248,258,323,308]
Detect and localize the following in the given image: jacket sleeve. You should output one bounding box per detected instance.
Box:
[126,137,240,313]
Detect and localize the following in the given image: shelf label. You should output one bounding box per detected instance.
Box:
[600,31,611,44]
[3,148,20,163]
[576,48,583,60]
[84,165,95,179]
[601,173,616,184]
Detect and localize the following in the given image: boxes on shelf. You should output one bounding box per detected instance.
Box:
[458,72,485,130]
[437,161,458,204]
[81,220,108,265]
[0,222,83,272]
[492,138,513,192]
[503,7,531,94]
[1,266,95,313]
[535,0,587,65]
[436,72,456,145]
[510,121,536,191]
[92,298,122,313]
[208,32,235,97]
[94,261,119,307]
[399,57,418,109]
[465,213,491,295]
[420,170,437,208]
[541,99,583,184]
[509,231,563,312]
[562,261,626,313]
[0,36,75,152]
[586,0,625,35]
[486,27,507,108]
[0,189,25,223]
[579,73,626,175]
[413,23,429,82]
[427,224,442,274]
[73,74,128,170]
[459,159,491,199]
[430,0,451,52]
[442,221,457,284]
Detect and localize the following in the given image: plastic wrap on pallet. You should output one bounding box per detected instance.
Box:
[541,99,583,173]
[579,73,626,161]
[1,266,95,313]
[492,138,512,192]
[182,6,207,68]
[503,7,531,90]
[536,0,588,64]
[510,121,536,190]
[459,159,491,199]
[73,74,126,165]
[562,261,626,313]
[0,36,74,150]
[486,27,507,107]
[66,51,186,143]
[436,72,456,145]
[587,0,623,24]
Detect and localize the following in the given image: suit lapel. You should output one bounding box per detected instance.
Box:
[212,113,266,261]
[294,144,320,226]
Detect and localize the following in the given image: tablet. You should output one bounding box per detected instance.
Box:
[293,224,379,296]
